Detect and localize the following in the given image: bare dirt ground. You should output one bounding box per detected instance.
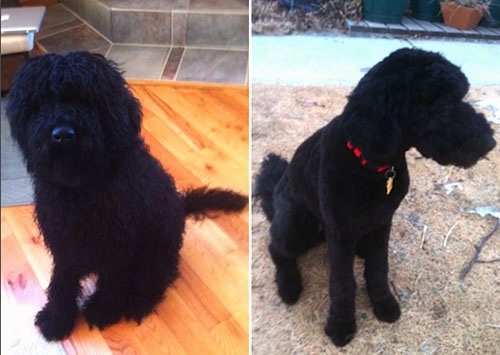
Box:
[251,84,500,354]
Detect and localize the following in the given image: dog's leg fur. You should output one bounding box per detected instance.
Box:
[83,271,130,329]
[256,157,323,304]
[324,235,357,347]
[122,249,181,324]
[268,244,303,304]
[358,224,401,323]
[268,197,323,304]
[35,267,81,340]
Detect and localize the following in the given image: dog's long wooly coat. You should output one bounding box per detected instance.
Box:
[255,48,496,347]
[5,51,247,341]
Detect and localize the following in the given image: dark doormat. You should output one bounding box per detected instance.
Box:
[1,98,33,207]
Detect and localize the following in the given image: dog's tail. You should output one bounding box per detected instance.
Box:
[253,153,289,221]
[182,187,248,219]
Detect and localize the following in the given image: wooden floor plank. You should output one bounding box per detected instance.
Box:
[2,206,52,289]
[138,86,249,193]
[1,82,249,354]
[156,290,222,355]
[210,316,248,355]
[180,232,249,333]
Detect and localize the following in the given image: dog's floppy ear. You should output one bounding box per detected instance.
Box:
[5,54,57,150]
[69,52,143,137]
[340,71,405,164]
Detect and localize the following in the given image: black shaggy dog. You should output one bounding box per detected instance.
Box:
[254,48,496,347]
[5,51,247,341]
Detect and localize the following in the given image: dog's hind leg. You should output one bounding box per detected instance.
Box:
[268,194,323,304]
[82,271,131,329]
[359,223,401,323]
[268,243,303,304]
[83,260,174,329]
[35,266,81,340]
[123,263,179,324]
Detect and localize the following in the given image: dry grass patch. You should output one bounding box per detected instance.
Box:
[252,0,362,34]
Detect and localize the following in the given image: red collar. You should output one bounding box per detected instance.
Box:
[346,141,391,173]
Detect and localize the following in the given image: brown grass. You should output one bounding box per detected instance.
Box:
[251,84,500,354]
[252,0,362,34]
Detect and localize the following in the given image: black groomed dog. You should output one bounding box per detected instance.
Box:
[5,51,247,341]
[254,48,496,347]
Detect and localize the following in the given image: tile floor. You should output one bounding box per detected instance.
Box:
[35,3,249,84]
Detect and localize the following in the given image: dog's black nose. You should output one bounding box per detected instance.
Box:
[51,126,76,143]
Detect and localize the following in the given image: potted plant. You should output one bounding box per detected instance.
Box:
[440,0,490,30]
[480,0,500,26]
[411,0,443,22]
[363,0,407,24]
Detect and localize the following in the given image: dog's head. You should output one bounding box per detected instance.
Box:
[5,52,143,187]
[342,47,496,168]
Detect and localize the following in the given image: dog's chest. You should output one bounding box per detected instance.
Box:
[312,159,410,229]
[34,186,144,261]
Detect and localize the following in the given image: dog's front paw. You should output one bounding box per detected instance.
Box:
[83,295,123,330]
[324,317,357,347]
[35,303,77,341]
[275,269,303,304]
[372,295,401,323]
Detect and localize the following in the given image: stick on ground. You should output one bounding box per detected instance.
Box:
[459,219,499,280]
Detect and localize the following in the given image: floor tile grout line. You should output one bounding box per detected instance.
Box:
[37,21,87,41]
[173,47,187,82]
[39,4,112,47]
[159,46,173,81]
[32,4,249,84]
[46,5,248,53]
[111,8,249,15]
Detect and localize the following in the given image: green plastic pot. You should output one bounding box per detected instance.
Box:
[480,0,500,27]
[363,0,407,24]
[410,0,442,22]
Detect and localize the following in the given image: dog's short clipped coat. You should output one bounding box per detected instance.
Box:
[255,48,496,347]
[5,52,247,341]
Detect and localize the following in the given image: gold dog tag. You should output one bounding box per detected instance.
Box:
[385,167,396,195]
[386,177,394,195]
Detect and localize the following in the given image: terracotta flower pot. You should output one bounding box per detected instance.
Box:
[439,2,487,30]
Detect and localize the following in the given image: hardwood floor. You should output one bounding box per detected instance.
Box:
[1,81,249,354]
